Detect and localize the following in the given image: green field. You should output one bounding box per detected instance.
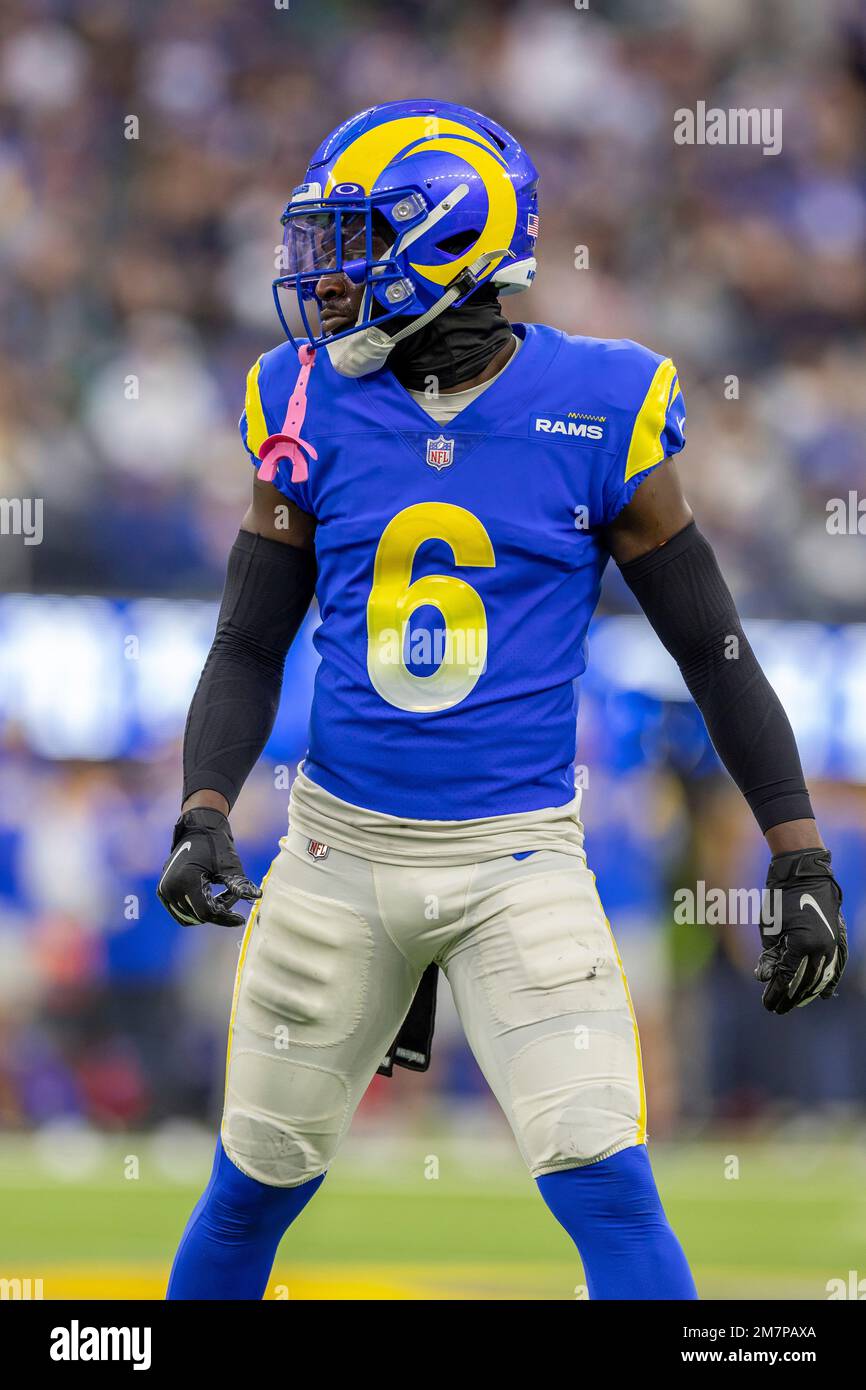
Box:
[1,1131,864,1300]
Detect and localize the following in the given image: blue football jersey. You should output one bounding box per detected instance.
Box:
[240,323,685,818]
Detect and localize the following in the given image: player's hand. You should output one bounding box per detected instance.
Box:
[755,848,847,1014]
[157,808,262,927]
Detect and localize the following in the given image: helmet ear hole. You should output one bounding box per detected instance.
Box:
[436,228,480,255]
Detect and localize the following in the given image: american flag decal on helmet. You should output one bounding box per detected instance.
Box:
[527,212,539,238]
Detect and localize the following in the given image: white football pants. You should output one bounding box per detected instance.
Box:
[221,826,646,1186]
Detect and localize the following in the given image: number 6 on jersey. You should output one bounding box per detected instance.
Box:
[366,502,496,713]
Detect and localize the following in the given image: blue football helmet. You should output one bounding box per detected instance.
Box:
[273,99,539,352]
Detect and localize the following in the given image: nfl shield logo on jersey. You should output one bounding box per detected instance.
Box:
[306,839,330,860]
[426,435,455,471]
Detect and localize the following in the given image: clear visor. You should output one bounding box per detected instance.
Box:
[281,208,391,279]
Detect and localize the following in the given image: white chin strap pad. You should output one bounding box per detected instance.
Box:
[325,325,394,378]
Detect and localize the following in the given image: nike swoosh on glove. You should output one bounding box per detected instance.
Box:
[157,807,261,927]
[755,847,847,1014]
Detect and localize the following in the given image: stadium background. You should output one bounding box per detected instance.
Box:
[1,0,865,1299]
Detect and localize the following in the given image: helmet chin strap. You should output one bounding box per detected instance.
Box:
[325,249,512,379]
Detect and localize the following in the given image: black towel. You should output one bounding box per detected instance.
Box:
[377,962,439,1076]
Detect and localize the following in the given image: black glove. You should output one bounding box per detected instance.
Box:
[755,847,847,1014]
[157,808,261,927]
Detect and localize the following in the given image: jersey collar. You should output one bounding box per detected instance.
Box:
[355,323,562,434]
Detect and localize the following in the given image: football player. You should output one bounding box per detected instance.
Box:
[160,100,845,1300]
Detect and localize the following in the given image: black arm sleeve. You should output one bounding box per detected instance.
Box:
[618,521,813,834]
[182,529,317,809]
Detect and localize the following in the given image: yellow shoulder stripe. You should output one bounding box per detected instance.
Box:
[624,356,679,484]
[244,355,269,457]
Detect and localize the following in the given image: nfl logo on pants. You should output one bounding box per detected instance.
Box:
[426,435,455,471]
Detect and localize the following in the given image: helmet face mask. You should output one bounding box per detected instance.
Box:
[273,185,426,345]
[272,100,539,353]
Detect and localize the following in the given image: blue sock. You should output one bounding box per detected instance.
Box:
[166,1139,324,1300]
[537,1144,698,1299]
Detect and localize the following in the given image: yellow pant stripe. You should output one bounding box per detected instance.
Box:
[589,873,647,1144]
[223,858,277,1099]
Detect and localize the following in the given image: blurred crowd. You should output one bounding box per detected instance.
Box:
[1,0,866,1139]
